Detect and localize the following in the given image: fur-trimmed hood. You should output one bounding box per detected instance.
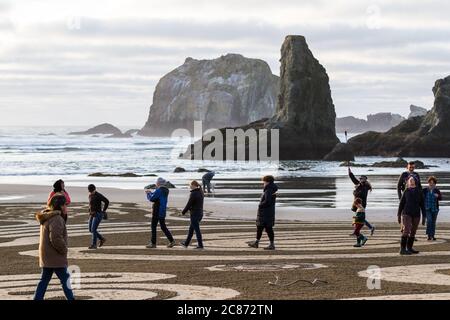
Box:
[35,209,62,225]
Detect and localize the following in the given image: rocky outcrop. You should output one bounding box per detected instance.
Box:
[182,36,340,160]
[340,158,430,169]
[408,105,428,118]
[139,54,278,136]
[70,123,122,136]
[348,75,450,157]
[323,143,355,161]
[336,113,405,133]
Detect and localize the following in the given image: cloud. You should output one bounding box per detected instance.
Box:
[0,0,449,125]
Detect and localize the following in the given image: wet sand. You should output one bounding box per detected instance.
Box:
[0,183,449,222]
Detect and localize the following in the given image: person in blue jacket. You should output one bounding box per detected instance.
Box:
[145,177,175,248]
[202,171,215,194]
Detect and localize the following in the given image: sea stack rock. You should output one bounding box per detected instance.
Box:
[182,36,340,160]
[266,35,339,159]
[408,105,428,119]
[139,54,278,136]
[69,123,122,136]
[348,75,450,157]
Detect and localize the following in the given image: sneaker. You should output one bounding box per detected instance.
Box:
[180,241,188,248]
[194,246,204,250]
[427,236,432,241]
[264,244,275,250]
[361,236,368,246]
[370,226,376,236]
[146,243,157,249]
[247,241,259,249]
[99,238,106,248]
[433,237,437,241]
[88,245,97,250]
[167,241,176,248]
[353,243,362,248]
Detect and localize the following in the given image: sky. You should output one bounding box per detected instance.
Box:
[0,0,449,127]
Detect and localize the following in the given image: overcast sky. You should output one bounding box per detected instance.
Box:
[1,0,449,127]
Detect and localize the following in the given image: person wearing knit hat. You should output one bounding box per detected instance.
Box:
[145,177,175,248]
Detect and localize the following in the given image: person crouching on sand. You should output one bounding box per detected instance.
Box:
[181,180,205,249]
[398,177,426,255]
[34,195,74,300]
[247,175,278,250]
[352,198,368,248]
[423,176,442,241]
[47,179,71,222]
[145,177,176,249]
[88,184,109,250]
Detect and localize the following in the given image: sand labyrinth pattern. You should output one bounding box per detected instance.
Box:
[0,273,240,300]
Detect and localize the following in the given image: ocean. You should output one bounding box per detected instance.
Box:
[0,126,449,209]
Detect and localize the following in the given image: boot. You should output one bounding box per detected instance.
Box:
[264,243,275,250]
[399,236,411,255]
[353,237,362,248]
[247,240,259,248]
[407,236,419,254]
[360,235,368,246]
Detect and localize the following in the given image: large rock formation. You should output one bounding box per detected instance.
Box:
[139,54,278,136]
[182,35,340,160]
[336,113,405,133]
[408,105,428,118]
[348,75,450,157]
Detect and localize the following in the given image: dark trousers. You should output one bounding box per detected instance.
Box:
[256,225,274,243]
[401,214,421,237]
[88,212,104,246]
[34,267,74,300]
[202,178,212,193]
[185,215,203,247]
[151,215,174,245]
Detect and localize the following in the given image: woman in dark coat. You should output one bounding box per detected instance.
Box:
[181,180,205,249]
[248,175,278,250]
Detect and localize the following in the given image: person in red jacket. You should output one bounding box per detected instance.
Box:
[47,179,71,222]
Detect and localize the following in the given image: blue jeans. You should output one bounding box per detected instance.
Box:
[185,215,203,247]
[34,267,74,300]
[364,220,373,229]
[89,212,104,247]
[426,210,439,237]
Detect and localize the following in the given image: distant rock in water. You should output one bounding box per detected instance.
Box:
[70,123,122,136]
[408,105,428,118]
[348,75,450,157]
[336,113,405,133]
[323,143,355,161]
[182,35,339,160]
[88,172,157,177]
[173,167,186,173]
[139,54,279,136]
[341,158,429,169]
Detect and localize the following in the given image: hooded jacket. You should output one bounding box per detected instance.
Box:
[257,182,279,227]
[35,209,68,268]
[147,186,170,218]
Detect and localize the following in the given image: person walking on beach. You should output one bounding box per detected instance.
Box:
[348,168,375,235]
[181,180,205,249]
[423,176,442,241]
[87,184,109,249]
[398,177,426,255]
[351,198,368,248]
[202,171,215,194]
[34,195,75,300]
[145,177,175,248]
[397,161,422,200]
[47,179,71,222]
[248,175,278,250]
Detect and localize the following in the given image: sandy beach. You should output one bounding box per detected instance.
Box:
[1,183,449,223]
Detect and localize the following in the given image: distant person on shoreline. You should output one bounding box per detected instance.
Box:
[34,195,74,300]
[47,179,71,222]
[247,175,278,250]
[423,176,442,241]
[145,177,175,249]
[181,180,205,249]
[202,171,215,194]
[398,177,426,255]
[87,184,109,250]
[397,161,422,200]
[348,168,375,236]
[351,198,368,248]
